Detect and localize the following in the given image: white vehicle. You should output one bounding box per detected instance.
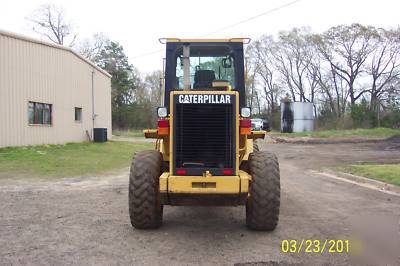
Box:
[251,118,264,131]
[251,118,271,131]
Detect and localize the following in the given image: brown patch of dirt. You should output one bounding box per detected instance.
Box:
[270,135,389,144]
[235,261,304,266]
[0,139,399,265]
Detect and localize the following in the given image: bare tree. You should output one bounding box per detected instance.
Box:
[245,24,400,128]
[273,28,315,102]
[26,4,77,46]
[314,58,350,118]
[368,28,400,114]
[247,35,282,115]
[144,70,163,107]
[308,34,350,119]
[305,44,320,105]
[78,33,110,61]
[315,24,379,107]
[244,53,258,112]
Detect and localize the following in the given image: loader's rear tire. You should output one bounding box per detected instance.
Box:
[129,150,163,229]
[246,151,280,231]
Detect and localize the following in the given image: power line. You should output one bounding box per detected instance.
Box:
[202,0,301,37]
[131,49,163,59]
[130,0,302,59]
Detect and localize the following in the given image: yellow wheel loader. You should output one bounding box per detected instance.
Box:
[129,38,280,230]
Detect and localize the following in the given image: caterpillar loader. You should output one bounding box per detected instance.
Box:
[128,38,280,230]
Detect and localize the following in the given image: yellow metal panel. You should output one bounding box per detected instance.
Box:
[143,129,158,138]
[168,175,241,194]
[235,91,240,175]
[239,170,251,193]
[247,130,266,139]
[169,92,174,172]
[242,138,253,161]
[159,172,169,192]
[159,139,170,161]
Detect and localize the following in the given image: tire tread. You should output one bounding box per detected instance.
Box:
[246,151,280,230]
[129,150,163,229]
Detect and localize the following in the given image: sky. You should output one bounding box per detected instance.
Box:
[1,0,400,73]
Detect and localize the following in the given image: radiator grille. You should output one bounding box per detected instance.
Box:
[174,99,235,175]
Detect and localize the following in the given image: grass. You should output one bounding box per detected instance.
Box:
[112,129,144,138]
[341,164,400,186]
[0,141,153,180]
[273,127,400,139]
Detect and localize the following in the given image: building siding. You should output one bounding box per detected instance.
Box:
[0,31,112,147]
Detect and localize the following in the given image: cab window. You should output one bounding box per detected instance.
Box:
[175,46,235,90]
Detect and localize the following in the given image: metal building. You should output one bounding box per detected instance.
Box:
[281,101,314,133]
[0,30,112,147]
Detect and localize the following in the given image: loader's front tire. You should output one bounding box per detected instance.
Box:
[239,142,260,172]
[129,150,163,229]
[246,151,280,231]
[253,142,259,152]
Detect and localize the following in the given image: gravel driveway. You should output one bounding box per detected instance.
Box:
[0,140,399,265]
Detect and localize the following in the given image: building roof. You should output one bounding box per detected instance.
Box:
[0,29,111,78]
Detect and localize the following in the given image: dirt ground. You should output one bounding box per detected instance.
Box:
[0,139,399,265]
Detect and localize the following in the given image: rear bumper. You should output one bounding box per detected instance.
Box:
[159,170,250,206]
[164,193,248,206]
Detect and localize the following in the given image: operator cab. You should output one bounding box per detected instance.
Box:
[163,39,247,110]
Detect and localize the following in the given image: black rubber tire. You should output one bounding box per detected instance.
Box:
[129,150,163,229]
[253,142,260,152]
[246,151,280,231]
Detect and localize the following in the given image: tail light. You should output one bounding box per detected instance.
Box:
[240,119,251,135]
[157,119,169,136]
[176,169,187,175]
[222,169,233,175]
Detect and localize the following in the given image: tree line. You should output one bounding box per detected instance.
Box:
[78,36,162,129]
[88,40,162,129]
[27,4,400,129]
[246,24,400,129]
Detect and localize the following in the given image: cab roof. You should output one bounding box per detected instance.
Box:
[159,38,251,44]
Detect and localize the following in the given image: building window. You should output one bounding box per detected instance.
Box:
[28,101,52,125]
[75,107,82,122]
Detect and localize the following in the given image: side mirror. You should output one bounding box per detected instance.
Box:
[222,58,232,68]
